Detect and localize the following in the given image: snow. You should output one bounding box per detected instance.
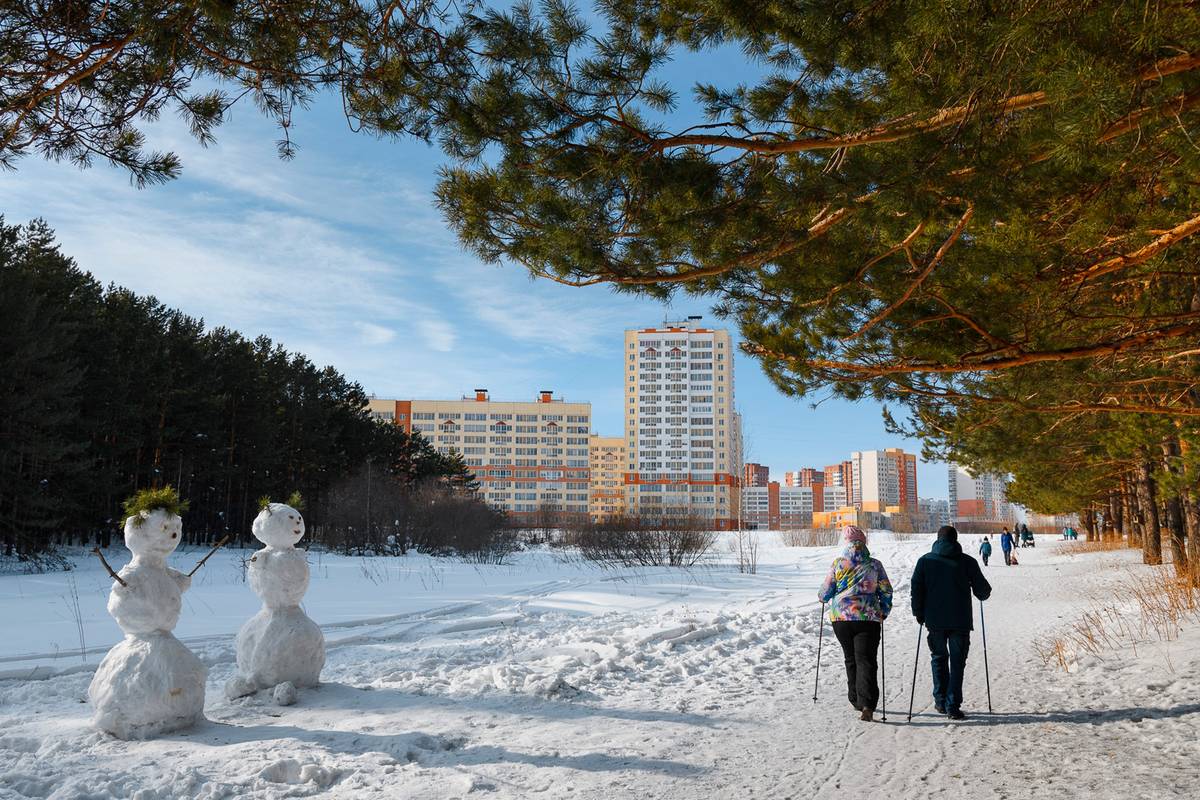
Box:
[87,510,207,739]
[226,503,325,699]
[1,532,1198,798]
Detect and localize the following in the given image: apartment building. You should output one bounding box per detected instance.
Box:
[367,390,591,519]
[625,318,740,529]
[850,448,918,512]
[919,497,952,529]
[589,435,627,521]
[823,485,848,511]
[824,461,855,510]
[948,465,1012,522]
[741,482,814,530]
[784,468,823,488]
[744,463,770,487]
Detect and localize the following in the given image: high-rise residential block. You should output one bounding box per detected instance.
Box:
[625,318,740,528]
[785,468,825,488]
[741,482,813,530]
[948,465,1011,522]
[824,461,855,510]
[919,497,951,529]
[744,463,770,487]
[589,435,627,521]
[850,448,919,512]
[367,390,591,519]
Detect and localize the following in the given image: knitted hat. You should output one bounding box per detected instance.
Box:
[841,525,867,544]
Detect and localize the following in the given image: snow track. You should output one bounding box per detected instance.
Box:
[1,536,1198,799]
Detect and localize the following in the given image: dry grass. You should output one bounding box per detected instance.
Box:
[1034,565,1200,672]
[1055,538,1131,556]
[781,529,840,547]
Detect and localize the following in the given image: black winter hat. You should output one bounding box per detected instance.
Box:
[937,525,959,541]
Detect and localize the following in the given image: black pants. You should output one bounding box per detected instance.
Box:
[927,629,971,712]
[832,620,881,711]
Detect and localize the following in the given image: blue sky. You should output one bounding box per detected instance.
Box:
[3,54,950,499]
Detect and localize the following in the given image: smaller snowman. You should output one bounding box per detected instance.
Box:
[225,497,324,702]
[89,490,208,739]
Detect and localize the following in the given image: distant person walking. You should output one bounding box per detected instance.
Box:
[818,525,894,722]
[999,528,1014,565]
[911,525,992,720]
[978,536,992,566]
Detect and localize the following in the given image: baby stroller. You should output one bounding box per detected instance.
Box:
[1021,529,1035,548]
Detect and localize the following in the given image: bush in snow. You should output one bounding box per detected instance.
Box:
[562,516,716,567]
[317,472,515,562]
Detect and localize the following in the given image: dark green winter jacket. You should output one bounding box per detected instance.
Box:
[910,539,992,631]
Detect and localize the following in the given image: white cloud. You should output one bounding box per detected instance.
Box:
[415,318,456,352]
[355,322,397,346]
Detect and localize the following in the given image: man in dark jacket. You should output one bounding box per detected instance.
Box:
[911,525,992,719]
[999,528,1014,565]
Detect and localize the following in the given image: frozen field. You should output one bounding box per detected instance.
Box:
[0,534,1197,799]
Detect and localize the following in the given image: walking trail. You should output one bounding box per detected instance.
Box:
[0,535,1196,799]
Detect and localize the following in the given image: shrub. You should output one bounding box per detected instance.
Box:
[562,515,716,567]
[782,529,839,547]
[316,471,516,562]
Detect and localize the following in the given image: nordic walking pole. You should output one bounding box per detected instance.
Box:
[813,602,826,703]
[980,599,993,713]
[880,621,887,721]
[907,623,923,722]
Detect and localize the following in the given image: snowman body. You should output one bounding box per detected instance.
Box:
[226,503,324,699]
[88,509,207,739]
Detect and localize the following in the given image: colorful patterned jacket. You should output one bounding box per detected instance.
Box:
[817,542,894,623]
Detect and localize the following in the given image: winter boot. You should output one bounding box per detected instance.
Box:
[859,707,874,722]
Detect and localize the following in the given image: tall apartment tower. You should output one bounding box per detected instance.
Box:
[589,435,627,520]
[824,461,855,509]
[948,465,1011,522]
[625,318,739,529]
[744,463,770,487]
[850,448,919,512]
[366,390,591,519]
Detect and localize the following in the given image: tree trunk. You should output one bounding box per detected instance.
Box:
[1104,493,1119,540]
[1160,439,1190,576]
[1123,475,1141,547]
[1184,493,1200,587]
[1082,507,1097,541]
[1136,458,1163,566]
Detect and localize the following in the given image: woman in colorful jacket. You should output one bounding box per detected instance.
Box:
[817,525,894,721]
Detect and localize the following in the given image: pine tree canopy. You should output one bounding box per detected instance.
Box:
[426,0,1200,421]
[0,0,463,184]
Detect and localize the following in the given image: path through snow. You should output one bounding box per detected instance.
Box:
[0,535,1197,799]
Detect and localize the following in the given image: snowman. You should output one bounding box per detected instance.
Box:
[88,507,208,739]
[225,501,324,702]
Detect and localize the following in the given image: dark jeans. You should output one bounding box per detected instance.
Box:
[832,620,881,711]
[982,554,989,566]
[1002,549,1012,565]
[927,628,971,712]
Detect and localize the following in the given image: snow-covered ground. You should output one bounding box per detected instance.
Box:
[1,534,1197,799]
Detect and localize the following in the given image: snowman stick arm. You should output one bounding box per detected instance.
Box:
[188,534,232,577]
[92,547,127,587]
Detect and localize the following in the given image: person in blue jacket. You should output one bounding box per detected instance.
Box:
[999,528,1014,565]
[911,525,992,720]
[978,536,992,566]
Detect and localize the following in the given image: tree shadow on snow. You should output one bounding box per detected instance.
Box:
[897,703,1200,727]
[293,680,727,729]
[189,719,704,777]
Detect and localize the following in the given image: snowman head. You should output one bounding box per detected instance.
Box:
[124,508,183,561]
[252,503,305,549]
